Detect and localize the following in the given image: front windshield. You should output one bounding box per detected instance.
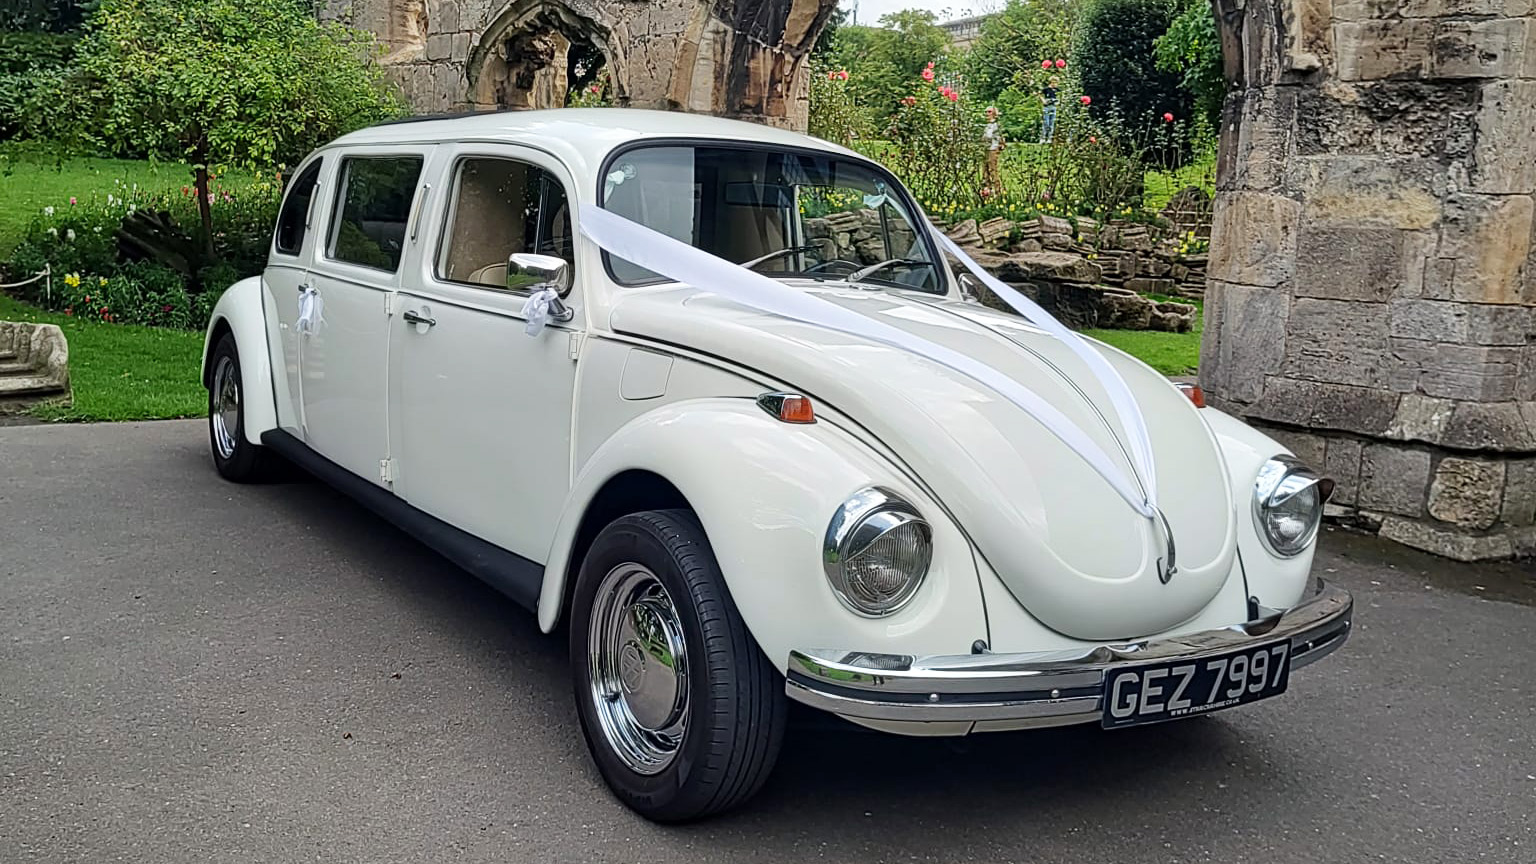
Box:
[600,144,941,293]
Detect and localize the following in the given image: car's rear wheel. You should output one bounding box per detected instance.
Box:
[207,332,271,482]
[570,509,786,822]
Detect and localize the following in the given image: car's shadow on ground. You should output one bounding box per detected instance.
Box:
[234,455,1286,843]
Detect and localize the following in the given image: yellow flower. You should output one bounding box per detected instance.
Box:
[64,272,80,288]
[99,276,108,287]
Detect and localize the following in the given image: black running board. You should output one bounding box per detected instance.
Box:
[261,429,543,611]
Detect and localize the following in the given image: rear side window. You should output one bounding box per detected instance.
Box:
[328,155,425,272]
[273,159,323,256]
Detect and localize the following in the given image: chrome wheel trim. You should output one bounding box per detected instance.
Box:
[211,355,240,460]
[587,562,689,776]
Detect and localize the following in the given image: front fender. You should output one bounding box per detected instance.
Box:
[201,276,277,445]
[1203,408,1317,609]
[537,399,991,673]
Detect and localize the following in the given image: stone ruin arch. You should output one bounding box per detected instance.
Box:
[323,0,838,129]
[464,0,615,110]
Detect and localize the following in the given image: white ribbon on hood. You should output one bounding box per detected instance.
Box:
[578,204,1159,521]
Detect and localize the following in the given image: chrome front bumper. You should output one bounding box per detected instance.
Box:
[785,581,1352,729]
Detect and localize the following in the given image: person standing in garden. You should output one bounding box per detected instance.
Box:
[984,106,1003,190]
[1040,76,1060,143]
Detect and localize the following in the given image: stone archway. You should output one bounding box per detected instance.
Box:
[323,1,839,129]
[466,0,615,110]
[1200,0,1535,559]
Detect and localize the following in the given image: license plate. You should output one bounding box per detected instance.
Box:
[1101,640,1291,729]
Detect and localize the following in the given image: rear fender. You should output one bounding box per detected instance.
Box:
[537,399,990,673]
[201,276,278,445]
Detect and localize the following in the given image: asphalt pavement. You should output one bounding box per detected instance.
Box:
[2,420,1533,863]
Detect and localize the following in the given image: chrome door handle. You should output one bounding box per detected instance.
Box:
[402,310,436,327]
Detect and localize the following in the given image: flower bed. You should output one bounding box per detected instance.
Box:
[3,172,279,330]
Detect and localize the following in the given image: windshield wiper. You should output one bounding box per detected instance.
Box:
[848,258,935,284]
[740,245,822,271]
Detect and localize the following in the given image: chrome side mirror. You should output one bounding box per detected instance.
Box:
[508,252,574,323]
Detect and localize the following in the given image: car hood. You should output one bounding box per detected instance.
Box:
[607,282,1238,641]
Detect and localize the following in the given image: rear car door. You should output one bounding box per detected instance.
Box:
[264,156,327,434]
[388,146,580,563]
[304,147,433,484]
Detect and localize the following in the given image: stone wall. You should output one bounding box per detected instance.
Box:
[941,213,1205,332]
[1200,0,1535,559]
[322,0,837,131]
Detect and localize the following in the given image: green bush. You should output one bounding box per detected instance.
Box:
[1155,0,1225,130]
[1073,0,1193,161]
[0,31,77,140]
[807,68,871,147]
[885,75,988,216]
[961,0,1077,105]
[1,1,95,32]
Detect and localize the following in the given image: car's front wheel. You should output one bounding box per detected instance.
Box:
[570,509,786,822]
[207,332,272,482]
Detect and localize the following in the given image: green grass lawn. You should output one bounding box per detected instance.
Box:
[1087,327,1201,376]
[0,293,206,422]
[0,143,224,256]
[1087,299,1204,377]
[1143,152,1217,212]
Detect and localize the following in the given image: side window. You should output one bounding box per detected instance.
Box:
[328,155,425,272]
[273,159,323,256]
[436,157,573,290]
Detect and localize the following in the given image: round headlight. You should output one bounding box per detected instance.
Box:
[824,488,933,617]
[1253,456,1334,557]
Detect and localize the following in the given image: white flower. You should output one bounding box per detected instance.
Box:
[93,226,101,233]
[106,194,115,205]
[43,206,54,216]
[127,205,135,215]
[65,229,75,242]
[46,227,57,237]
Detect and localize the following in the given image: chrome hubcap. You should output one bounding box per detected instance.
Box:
[588,563,689,775]
[211,355,239,460]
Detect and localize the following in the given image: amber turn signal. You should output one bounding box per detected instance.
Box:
[1176,383,1206,409]
[757,392,816,424]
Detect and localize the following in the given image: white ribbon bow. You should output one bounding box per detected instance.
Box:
[520,286,559,336]
[578,204,1159,521]
[296,285,323,335]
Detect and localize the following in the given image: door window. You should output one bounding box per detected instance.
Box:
[273,159,323,256]
[436,157,573,290]
[328,155,425,272]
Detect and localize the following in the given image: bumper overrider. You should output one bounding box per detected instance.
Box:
[786,581,1352,728]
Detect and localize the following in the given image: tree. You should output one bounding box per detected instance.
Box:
[1072,0,1192,152]
[830,10,953,116]
[60,0,404,254]
[961,0,1079,106]
[1154,0,1224,130]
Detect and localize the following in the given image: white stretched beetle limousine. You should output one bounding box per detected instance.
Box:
[202,109,1351,821]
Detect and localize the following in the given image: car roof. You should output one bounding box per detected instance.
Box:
[328,108,862,177]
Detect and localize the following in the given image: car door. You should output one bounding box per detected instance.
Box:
[388,146,580,564]
[304,147,433,485]
[264,156,328,434]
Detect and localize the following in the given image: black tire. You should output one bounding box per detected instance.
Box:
[570,509,786,822]
[207,332,272,482]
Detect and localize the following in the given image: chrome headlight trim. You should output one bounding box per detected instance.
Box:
[823,487,933,618]
[1252,455,1334,558]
